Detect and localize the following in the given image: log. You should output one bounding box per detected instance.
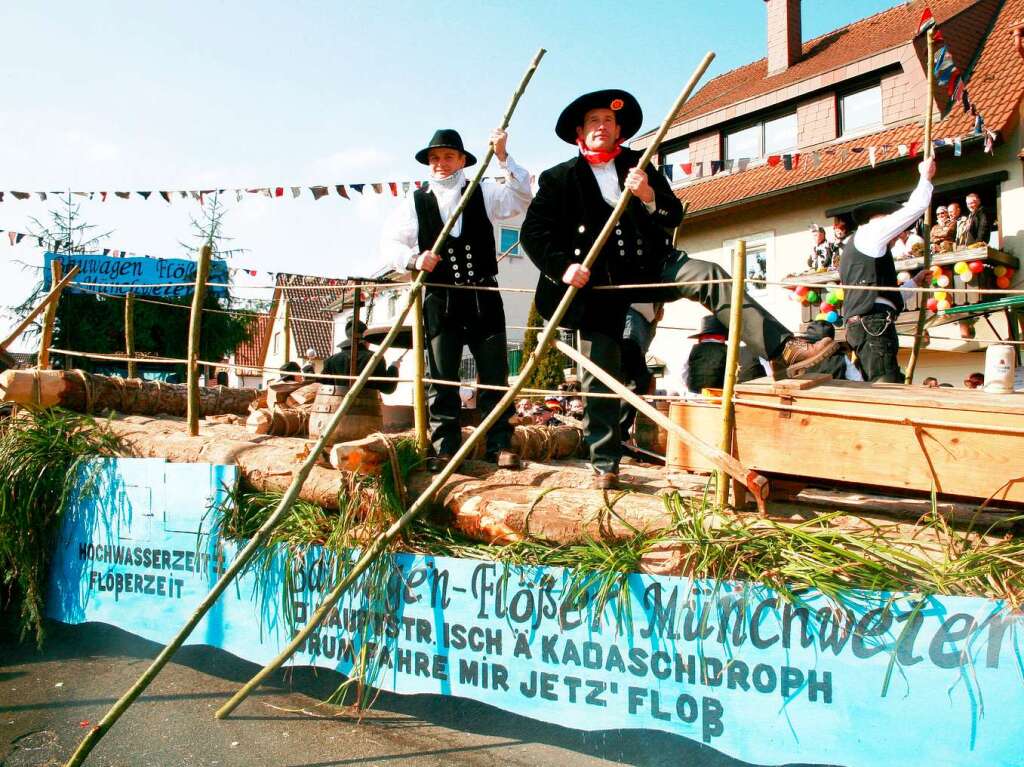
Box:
[0,369,257,416]
[266,380,307,407]
[246,404,312,437]
[329,424,584,474]
[287,383,320,407]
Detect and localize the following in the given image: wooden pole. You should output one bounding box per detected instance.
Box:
[349,283,362,379]
[716,241,746,508]
[411,284,428,453]
[64,47,549,766]
[215,50,714,721]
[0,265,79,353]
[186,244,212,436]
[282,296,291,365]
[125,293,137,380]
[38,260,64,370]
[904,27,937,385]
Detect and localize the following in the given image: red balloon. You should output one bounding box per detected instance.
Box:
[969,261,985,274]
[997,276,1011,289]
[820,303,835,314]
[795,285,809,297]
[926,298,939,312]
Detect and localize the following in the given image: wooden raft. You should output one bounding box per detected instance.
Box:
[667,377,1024,504]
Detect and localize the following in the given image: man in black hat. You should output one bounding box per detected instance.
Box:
[840,157,936,382]
[380,128,532,470]
[521,89,838,488]
[322,318,399,393]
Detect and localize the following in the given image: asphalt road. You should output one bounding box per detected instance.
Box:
[1,618,833,767]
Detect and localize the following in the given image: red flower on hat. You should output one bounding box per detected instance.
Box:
[610,98,624,111]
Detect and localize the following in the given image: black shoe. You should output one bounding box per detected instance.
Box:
[425,455,451,473]
[486,449,522,470]
[592,471,619,490]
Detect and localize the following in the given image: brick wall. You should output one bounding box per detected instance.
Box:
[797,93,837,147]
[881,45,930,125]
[766,0,802,76]
[688,131,720,166]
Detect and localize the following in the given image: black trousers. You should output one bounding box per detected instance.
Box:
[579,329,623,474]
[619,337,653,439]
[846,310,904,383]
[638,252,793,360]
[423,287,514,458]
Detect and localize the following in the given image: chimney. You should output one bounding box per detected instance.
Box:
[766,0,802,76]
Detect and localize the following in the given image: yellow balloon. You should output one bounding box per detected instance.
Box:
[934,291,948,301]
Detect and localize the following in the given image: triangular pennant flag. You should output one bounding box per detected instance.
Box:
[782,154,793,171]
[661,164,674,180]
[160,191,171,203]
[248,269,258,276]
[112,249,121,258]
[115,192,130,199]
[11,191,29,200]
[336,184,349,199]
[917,7,935,35]
[985,130,995,154]
[35,237,43,247]
[737,158,750,172]
[851,147,864,154]
[973,114,984,135]
[311,185,329,200]
[414,181,422,189]
[868,146,878,167]
[946,71,960,96]
[724,159,735,172]
[100,191,108,202]
[909,141,922,158]
[15,233,25,244]
[37,192,46,201]
[933,29,944,44]
[388,182,398,196]
[694,162,704,178]
[7,232,15,245]
[767,155,781,167]
[954,138,963,156]
[710,160,723,175]
[680,162,693,176]
[937,65,956,87]
[138,191,152,200]
[236,190,243,202]
[275,187,284,197]
[402,181,411,195]
[371,183,383,194]
[792,153,800,169]
[102,248,110,256]
[351,183,365,194]
[898,144,909,157]
[962,88,970,114]
[291,186,301,198]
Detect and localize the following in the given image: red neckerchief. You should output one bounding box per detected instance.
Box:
[577,138,622,165]
[696,334,727,343]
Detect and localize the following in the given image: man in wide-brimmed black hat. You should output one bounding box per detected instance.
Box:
[380,127,532,471]
[322,318,399,393]
[521,88,839,488]
[840,157,937,382]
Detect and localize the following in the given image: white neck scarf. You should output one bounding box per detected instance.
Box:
[430,169,466,225]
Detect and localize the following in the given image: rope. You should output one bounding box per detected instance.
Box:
[366,431,407,510]
[73,369,95,413]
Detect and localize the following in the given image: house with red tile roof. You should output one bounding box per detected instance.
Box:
[260,273,346,385]
[225,312,271,388]
[632,0,1024,387]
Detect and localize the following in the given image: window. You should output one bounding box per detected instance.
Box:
[387,291,398,318]
[722,232,774,293]
[499,226,520,257]
[840,85,882,136]
[763,113,797,155]
[660,143,690,181]
[724,111,797,162]
[725,124,761,163]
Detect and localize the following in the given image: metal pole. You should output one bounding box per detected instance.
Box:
[905,27,937,384]
[186,244,212,436]
[214,50,715,721]
[125,293,137,380]
[716,241,746,508]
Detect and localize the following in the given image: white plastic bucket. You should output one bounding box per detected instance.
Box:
[984,344,1015,393]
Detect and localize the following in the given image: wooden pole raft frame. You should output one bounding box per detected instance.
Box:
[716,240,746,508]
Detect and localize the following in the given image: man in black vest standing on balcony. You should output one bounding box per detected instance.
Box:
[381,128,532,471]
[840,157,937,382]
[522,89,839,489]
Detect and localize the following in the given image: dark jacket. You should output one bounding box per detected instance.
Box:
[966,206,991,246]
[521,148,683,334]
[322,344,398,393]
[839,237,904,319]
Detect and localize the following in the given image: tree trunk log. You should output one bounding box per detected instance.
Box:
[246,405,312,437]
[0,369,257,416]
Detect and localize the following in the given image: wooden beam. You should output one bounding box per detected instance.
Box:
[125,293,137,379]
[38,260,66,369]
[186,244,213,436]
[0,265,80,353]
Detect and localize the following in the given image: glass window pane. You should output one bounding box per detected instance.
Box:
[725,124,760,162]
[661,145,690,179]
[841,86,882,136]
[746,245,768,288]
[764,113,797,155]
[499,226,520,256]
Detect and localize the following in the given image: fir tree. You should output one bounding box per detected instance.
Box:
[520,302,567,392]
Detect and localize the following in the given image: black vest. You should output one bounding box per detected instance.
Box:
[414,183,497,285]
[839,236,904,318]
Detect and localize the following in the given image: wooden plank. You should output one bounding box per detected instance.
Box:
[769,373,832,393]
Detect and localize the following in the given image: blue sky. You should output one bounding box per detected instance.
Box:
[0,0,898,346]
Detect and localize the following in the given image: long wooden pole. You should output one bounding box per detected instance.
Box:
[38,260,64,370]
[186,244,213,436]
[904,27,937,384]
[282,296,291,365]
[215,50,715,721]
[349,283,362,379]
[125,293,137,380]
[64,47,548,766]
[715,241,746,508]
[0,265,80,353]
[411,285,428,453]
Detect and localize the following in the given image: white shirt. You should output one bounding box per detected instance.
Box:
[380,156,533,272]
[891,232,925,259]
[852,176,934,259]
[589,159,657,213]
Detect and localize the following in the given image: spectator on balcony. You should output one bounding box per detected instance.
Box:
[948,201,969,247]
[964,193,992,246]
[930,206,955,251]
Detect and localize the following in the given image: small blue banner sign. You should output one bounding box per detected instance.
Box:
[47,459,1024,767]
[43,252,229,298]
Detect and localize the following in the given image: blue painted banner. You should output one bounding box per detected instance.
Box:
[43,252,229,298]
[47,459,1024,767]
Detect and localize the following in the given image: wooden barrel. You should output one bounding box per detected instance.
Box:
[665,399,719,473]
[308,385,383,446]
[634,400,670,456]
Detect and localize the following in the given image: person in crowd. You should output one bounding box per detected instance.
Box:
[930,206,955,251]
[831,215,853,268]
[948,201,969,247]
[215,371,229,386]
[521,88,838,488]
[808,225,833,271]
[277,360,301,382]
[620,302,661,441]
[922,376,940,388]
[322,319,398,394]
[964,193,992,246]
[840,157,937,382]
[939,382,955,388]
[891,227,926,259]
[964,371,985,389]
[380,127,532,472]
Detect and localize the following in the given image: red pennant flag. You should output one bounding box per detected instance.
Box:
[101,191,108,202]
[248,269,258,276]
[8,232,15,246]
[909,141,922,158]
[917,7,935,35]
[414,181,422,189]
[681,162,693,175]
[946,70,960,97]
[767,155,781,167]
[274,187,284,197]
[388,182,398,196]
[336,185,349,199]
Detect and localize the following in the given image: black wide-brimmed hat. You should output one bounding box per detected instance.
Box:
[689,315,729,338]
[851,200,902,226]
[338,318,368,348]
[555,89,643,144]
[415,129,477,167]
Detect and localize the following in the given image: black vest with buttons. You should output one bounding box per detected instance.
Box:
[414,183,497,286]
[839,236,904,318]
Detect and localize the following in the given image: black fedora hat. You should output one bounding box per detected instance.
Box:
[555,89,643,145]
[689,315,729,338]
[851,200,902,226]
[415,129,477,167]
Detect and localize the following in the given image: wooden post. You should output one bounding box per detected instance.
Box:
[411,284,428,453]
[282,296,291,365]
[905,27,937,384]
[186,244,212,436]
[64,47,551,766]
[214,50,715,722]
[38,260,64,370]
[349,283,362,379]
[125,293,137,380]
[0,265,80,354]
[716,241,746,508]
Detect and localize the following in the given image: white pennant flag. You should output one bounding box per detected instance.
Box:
[868,146,877,167]
[291,186,301,199]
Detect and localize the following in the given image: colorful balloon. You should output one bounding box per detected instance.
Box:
[997,276,1011,289]
[835,288,845,301]
[961,270,974,283]
[954,261,968,274]
[931,264,943,276]
[825,311,839,323]
[897,271,912,283]
[926,298,939,312]
[806,290,819,304]
[969,261,985,274]
[993,265,1007,277]
[934,291,948,301]
[820,303,835,314]
[937,299,952,311]
[795,285,809,297]
[937,275,950,288]
[815,312,826,320]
